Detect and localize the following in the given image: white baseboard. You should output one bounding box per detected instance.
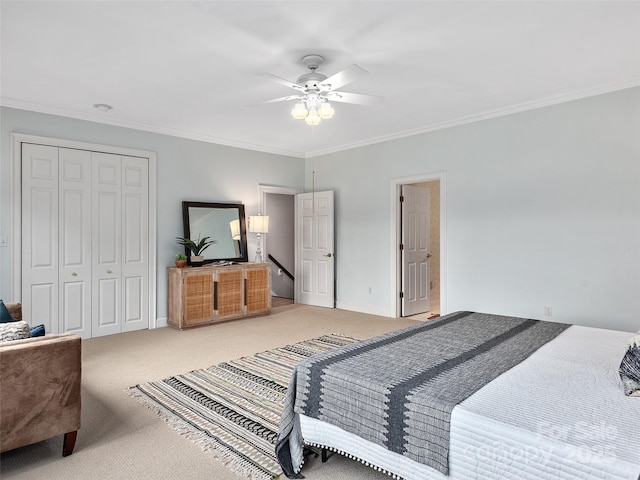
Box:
[335,301,393,318]
[154,317,168,328]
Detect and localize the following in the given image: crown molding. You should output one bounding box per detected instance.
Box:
[304,78,640,158]
[0,97,305,159]
[3,77,638,160]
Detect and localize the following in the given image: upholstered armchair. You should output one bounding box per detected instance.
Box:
[0,303,81,456]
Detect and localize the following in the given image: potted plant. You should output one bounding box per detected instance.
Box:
[174,252,187,268]
[175,236,217,267]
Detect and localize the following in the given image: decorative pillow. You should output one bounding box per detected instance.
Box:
[0,299,15,323]
[0,321,31,342]
[30,324,46,337]
[619,334,640,397]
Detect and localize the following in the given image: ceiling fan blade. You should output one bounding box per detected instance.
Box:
[326,91,384,106]
[251,95,304,106]
[318,64,368,91]
[258,73,306,92]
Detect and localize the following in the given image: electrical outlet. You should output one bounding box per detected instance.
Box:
[544,305,552,316]
[0,236,8,247]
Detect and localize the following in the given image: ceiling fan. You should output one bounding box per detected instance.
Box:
[258,54,383,125]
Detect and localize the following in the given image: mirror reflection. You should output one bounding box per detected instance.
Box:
[182,202,248,263]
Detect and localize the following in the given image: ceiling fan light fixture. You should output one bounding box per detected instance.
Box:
[305,107,321,126]
[262,54,378,126]
[291,102,308,120]
[318,102,335,119]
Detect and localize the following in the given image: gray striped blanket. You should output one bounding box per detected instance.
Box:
[276,311,570,478]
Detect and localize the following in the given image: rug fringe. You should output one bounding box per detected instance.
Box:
[126,387,277,480]
[125,334,360,480]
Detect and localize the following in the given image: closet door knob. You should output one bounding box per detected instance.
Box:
[71,272,78,276]
[107,269,113,274]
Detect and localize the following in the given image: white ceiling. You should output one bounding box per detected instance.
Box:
[2,1,639,159]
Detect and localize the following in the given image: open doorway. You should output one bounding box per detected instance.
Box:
[391,173,446,320]
[260,186,300,306]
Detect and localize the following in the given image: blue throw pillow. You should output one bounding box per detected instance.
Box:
[0,300,15,323]
[30,324,46,337]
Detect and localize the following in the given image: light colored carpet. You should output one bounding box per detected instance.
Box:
[271,296,294,308]
[0,305,418,479]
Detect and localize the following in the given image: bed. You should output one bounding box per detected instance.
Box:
[276,311,640,480]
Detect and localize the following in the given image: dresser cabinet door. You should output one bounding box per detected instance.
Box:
[215,269,244,321]
[245,267,271,315]
[183,274,214,326]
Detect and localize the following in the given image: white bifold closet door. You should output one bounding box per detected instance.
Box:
[91,152,149,336]
[21,144,149,338]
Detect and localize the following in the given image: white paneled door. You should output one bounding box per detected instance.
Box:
[401,184,431,316]
[295,191,334,308]
[21,144,60,335]
[121,156,149,332]
[59,148,92,337]
[92,152,122,337]
[21,143,150,338]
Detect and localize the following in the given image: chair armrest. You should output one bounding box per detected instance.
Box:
[0,334,81,453]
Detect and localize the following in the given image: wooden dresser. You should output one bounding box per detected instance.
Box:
[167,263,271,329]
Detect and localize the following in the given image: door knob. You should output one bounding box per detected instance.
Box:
[324,253,333,258]
[107,269,113,274]
[426,254,432,259]
[71,272,78,276]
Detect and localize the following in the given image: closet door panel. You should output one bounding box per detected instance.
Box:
[121,156,149,332]
[95,277,119,330]
[29,283,56,332]
[29,189,57,269]
[59,148,92,337]
[22,143,59,334]
[124,276,143,327]
[91,153,122,337]
[62,281,87,332]
[21,141,152,338]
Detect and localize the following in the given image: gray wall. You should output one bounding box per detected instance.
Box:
[3,87,639,332]
[0,107,305,320]
[308,87,640,332]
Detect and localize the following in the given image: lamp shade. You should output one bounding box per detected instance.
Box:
[249,215,269,234]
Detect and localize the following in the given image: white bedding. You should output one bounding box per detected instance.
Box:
[299,326,640,480]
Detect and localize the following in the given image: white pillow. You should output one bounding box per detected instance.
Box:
[0,320,31,342]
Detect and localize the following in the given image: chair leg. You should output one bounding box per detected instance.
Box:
[62,431,77,457]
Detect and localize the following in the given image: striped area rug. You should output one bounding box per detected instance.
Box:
[128,334,360,480]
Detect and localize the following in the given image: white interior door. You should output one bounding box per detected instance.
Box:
[21,143,59,334]
[401,184,431,316]
[121,155,149,332]
[16,133,156,339]
[59,148,92,337]
[92,152,122,337]
[295,191,335,308]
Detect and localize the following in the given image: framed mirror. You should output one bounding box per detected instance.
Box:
[182,201,248,264]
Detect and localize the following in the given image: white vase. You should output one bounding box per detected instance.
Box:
[190,255,204,267]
